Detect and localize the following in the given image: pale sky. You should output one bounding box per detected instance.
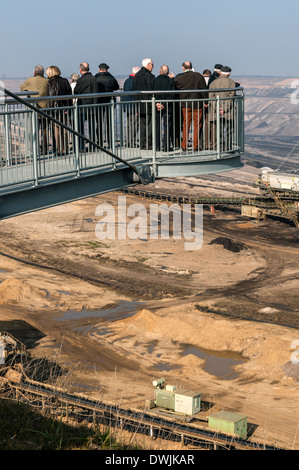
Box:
[1,0,299,79]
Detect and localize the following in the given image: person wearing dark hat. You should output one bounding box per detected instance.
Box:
[208,64,223,87]
[95,63,119,147]
[208,66,237,151]
[95,63,119,97]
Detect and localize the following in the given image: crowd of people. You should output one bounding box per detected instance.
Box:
[19,59,238,154]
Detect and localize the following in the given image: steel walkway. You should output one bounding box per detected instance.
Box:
[0,86,244,219]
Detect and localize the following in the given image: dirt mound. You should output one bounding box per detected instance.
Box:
[0,278,47,304]
[121,309,158,332]
[209,237,247,252]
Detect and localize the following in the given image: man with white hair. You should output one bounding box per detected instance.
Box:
[132,58,155,149]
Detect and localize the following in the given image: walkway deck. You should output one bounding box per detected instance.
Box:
[0,87,244,218]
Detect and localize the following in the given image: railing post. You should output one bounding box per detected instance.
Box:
[241,94,245,151]
[4,103,12,166]
[119,99,124,149]
[151,95,156,176]
[74,101,80,177]
[111,98,116,168]
[216,96,221,159]
[31,111,39,186]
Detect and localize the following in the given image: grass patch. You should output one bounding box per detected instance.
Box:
[85,241,109,249]
[0,398,135,450]
[136,257,148,263]
[54,240,109,249]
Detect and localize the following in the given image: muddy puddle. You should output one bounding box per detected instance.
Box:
[181,344,245,380]
[152,342,245,380]
[55,300,144,323]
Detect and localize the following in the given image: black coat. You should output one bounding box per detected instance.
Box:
[74,72,98,105]
[132,67,155,92]
[47,76,72,108]
[132,67,155,113]
[150,74,175,105]
[95,71,119,103]
[174,71,208,108]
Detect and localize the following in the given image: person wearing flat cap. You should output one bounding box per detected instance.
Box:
[95,63,119,98]
[208,63,223,86]
[209,66,236,97]
[95,63,119,147]
[208,66,237,150]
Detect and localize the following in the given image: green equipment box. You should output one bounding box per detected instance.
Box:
[208,410,247,439]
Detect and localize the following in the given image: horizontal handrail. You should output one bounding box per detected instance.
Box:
[1,87,244,106]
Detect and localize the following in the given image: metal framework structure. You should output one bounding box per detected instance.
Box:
[0,86,244,219]
[0,375,280,450]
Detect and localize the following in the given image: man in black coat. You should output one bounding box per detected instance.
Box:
[74,62,98,105]
[95,63,119,101]
[150,65,175,151]
[74,62,98,151]
[132,58,155,149]
[95,63,119,147]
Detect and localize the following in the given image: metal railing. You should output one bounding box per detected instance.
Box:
[0,87,244,191]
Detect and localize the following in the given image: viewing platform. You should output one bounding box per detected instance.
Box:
[0,87,244,218]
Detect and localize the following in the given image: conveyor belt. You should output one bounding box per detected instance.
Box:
[121,187,298,207]
[0,377,283,450]
[120,187,299,226]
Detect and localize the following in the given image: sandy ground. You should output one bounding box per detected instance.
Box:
[0,163,298,450]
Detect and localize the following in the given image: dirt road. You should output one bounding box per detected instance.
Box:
[0,165,298,449]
